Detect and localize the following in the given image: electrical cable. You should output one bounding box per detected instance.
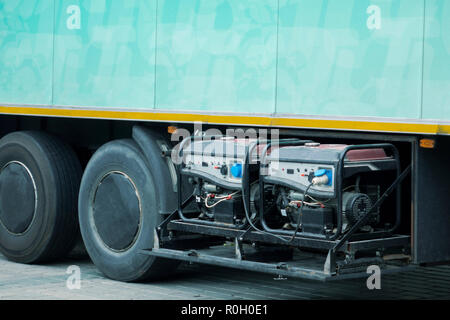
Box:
[288,182,314,243]
[241,143,292,243]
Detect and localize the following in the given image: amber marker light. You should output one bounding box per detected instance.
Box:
[419,138,435,149]
[168,126,178,134]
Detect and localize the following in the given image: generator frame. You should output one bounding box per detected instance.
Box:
[143,137,413,281]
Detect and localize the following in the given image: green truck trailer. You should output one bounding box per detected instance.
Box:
[0,0,449,281]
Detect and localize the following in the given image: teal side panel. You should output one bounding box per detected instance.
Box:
[53,0,156,109]
[156,0,278,113]
[277,0,424,119]
[423,0,450,121]
[0,0,53,105]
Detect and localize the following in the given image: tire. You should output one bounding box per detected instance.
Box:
[0,131,82,263]
[78,139,179,282]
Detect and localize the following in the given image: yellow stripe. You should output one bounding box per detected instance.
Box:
[271,118,444,134]
[0,105,449,135]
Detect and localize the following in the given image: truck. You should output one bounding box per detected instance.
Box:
[0,0,449,282]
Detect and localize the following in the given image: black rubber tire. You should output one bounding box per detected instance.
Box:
[0,131,82,263]
[78,139,179,282]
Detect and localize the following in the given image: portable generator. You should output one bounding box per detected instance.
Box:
[178,136,266,227]
[259,142,400,240]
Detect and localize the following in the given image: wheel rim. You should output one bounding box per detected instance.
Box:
[0,161,37,235]
[92,171,142,252]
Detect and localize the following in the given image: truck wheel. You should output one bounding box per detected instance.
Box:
[0,131,82,263]
[78,139,179,282]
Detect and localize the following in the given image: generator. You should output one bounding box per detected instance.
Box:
[178,136,265,227]
[259,142,401,240]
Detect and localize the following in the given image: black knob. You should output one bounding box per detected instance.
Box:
[220,165,228,176]
[308,171,315,182]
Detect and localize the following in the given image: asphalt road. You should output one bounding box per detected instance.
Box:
[1,247,449,300]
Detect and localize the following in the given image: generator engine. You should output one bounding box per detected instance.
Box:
[262,143,398,236]
[180,137,265,226]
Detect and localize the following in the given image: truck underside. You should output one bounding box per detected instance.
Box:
[0,114,449,282]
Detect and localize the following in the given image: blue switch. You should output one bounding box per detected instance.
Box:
[230,163,242,178]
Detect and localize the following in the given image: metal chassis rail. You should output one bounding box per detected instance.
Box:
[146,220,413,281]
[166,220,410,254]
[141,247,329,281]
[140,232,412,281]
